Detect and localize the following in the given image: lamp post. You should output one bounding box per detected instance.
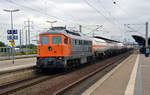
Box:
[145,22,149,57]
[4,9,20,64]
[46,20,57,29]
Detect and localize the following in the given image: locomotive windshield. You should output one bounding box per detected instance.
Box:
[52,36,62,44]
[40,36,49,44]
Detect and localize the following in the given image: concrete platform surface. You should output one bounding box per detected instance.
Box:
[138,54,150,95]
[0,57,36,72]
[82,54,140,95]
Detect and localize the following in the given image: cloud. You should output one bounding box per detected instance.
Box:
[0,0,150,45]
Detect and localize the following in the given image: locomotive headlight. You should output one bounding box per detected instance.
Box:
[48,46,52,51]
[58,57,64,60]
[58,57,62,59]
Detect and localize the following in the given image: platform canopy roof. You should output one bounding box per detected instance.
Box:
[132,35,150,46]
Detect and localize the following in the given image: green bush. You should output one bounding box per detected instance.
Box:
[15,50,37,55]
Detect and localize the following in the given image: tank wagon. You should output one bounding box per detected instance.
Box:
[92,36,128,57]
[36,27,93,69]
[91,37,109,57]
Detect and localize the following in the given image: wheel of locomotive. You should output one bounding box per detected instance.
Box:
[88,56,95,64]
[92,56,96,64]
[64,60,72,71]
[75,59,79,68]
[36,68,43,73]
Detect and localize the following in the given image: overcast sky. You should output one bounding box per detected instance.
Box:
[0,0,150,45]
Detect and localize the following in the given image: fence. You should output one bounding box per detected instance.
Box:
[0,47,37,57]
[0,47,11,57]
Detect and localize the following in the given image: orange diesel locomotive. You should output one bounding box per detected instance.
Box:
[36,27,93,69]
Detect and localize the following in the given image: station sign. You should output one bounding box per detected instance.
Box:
[7,35,18,40]
[9,39,15,46]
[11,42,15,46]
[7,30,18,34]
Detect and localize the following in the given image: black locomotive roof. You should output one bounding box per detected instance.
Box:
[51,26,66,30]
[66,30,80,36]
[42,26,81,36]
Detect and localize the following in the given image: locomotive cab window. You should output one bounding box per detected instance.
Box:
[52,36,62,44]
[40,36,49,44]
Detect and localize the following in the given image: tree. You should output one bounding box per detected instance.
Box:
[16,44,37,49]
[29,44,37,49]
[0,41,6,47]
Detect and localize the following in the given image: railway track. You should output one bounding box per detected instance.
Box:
[7,51,132,95]
[55,52,133,95]
[0,67,36,86]
[0,51,133,95]
[0,74,60,95]
[0,65,68,95]
[0,67,38,95]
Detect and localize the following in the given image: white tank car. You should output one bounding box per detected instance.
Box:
[91,38,109,56]
[112,42,120,50]
[107,42,115,51]
[117,43,124,50]
[108,42,124,51]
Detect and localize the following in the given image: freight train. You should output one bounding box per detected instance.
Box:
[36,27,132,70]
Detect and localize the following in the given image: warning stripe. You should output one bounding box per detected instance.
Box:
[93,45,108,47]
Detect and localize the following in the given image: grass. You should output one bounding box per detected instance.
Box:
[0,50,37,56]
[15,50,37,55]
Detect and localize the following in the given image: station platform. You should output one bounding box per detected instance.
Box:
[82,54,150,95]
[0,57,36,73]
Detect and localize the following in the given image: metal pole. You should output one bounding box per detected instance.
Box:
[145,22,148,48]
[79,25,82,33]
[93,30,94,37]
[46,20,57,29]
[4,9,20,62]
[20,30,22,51]
[24,18,33,51]
[28,18,30,49]
[26,30,28,54]
[36,30,39,44]
[11,11,15,64]
[51,23,53,28]
[22,30,24,45]
[11,12,13,29]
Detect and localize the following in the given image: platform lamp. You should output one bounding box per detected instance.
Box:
[4,9,20,64]
[46,20,57,29]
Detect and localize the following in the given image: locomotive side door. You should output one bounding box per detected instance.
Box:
[51,35,63,56]
[63,36,71,56]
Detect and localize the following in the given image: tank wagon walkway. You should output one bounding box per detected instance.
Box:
[81,54,150,95]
